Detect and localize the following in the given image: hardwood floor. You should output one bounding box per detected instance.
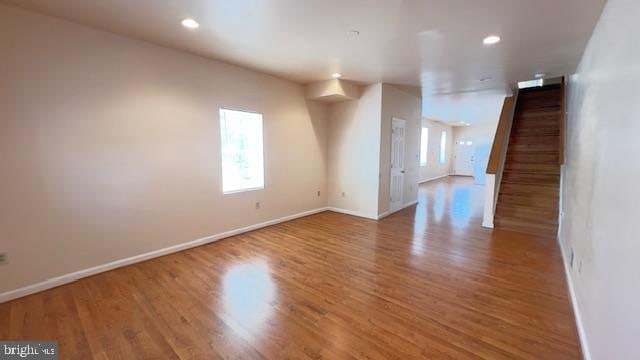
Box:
[0,177,580,359]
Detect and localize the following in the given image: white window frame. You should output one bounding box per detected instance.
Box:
[219,107,265,195]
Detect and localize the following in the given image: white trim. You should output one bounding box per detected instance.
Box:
[222,186,264,195]
[418,174,450,184]
[378,200,418,220]
[558,237,591,360]
[0,207,330,303]
[326,207,378,220]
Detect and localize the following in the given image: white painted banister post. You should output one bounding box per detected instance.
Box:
[482,174,496,228]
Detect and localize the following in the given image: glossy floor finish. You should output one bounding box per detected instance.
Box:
[0,177,580,359]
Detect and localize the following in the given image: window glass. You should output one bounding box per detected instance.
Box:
[220,108,264,194]
[420,127,429,165]
[439,130,447,163]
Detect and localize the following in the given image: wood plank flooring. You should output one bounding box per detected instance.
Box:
[0,177,581,359]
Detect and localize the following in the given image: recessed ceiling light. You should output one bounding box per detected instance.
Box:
[483,35,501,45]
[332,73,342,79]
[181,18,200,29]
[534,72,546,79]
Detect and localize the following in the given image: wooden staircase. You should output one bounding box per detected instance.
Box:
[494,84,563,237]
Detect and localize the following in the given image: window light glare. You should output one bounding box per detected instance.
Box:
[483,35,501,45]
[332,73,342,79]
[439,130,447,164]
[219,109,264,194]
[420,127,429,166]
[181,18,200,29]
[518,79,544,89]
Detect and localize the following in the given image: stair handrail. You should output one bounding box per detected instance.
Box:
[482,91,519,228]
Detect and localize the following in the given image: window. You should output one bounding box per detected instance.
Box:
[439,130,447,164]
[518,79,544,89]
[420,127,429,166]
[219,108,264,194]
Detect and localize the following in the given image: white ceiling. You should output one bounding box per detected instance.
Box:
[423,89,508,127]
[4,0,605,124]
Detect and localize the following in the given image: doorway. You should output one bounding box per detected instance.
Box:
[454,140,474,176]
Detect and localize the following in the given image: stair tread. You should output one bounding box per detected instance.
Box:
[497,197,558,209]
[508,144,559,153]
[494,221,558,237]
[496,203,559,216]
[501,172,560,186]
[499,190,559,200]
[495,207,559,225]
[511,128,560,136]
[515,109,561,115]
[495,218,558,230]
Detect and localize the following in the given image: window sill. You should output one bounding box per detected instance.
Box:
[223,186,265,195]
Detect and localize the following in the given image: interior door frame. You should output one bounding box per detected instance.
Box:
[389,117,406,213]
[454,140,475,176]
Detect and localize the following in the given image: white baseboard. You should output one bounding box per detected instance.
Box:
[405,200,419,207]
[0,207,330,303]
[419,174,451,184]
[378,200,419,220]
[328,200,419,221]
[481,220,494,228]
[326,207,378,220]
[558,238,591,360]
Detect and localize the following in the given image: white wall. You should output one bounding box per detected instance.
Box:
[452,122,499,151]
[326,84,382,218]
[561,0,640,359]
[0,4,328,294]
[419,119,453,182]
[378,84,422,215]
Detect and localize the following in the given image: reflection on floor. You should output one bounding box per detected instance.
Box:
[416,175,482,229]
[0,176,581,359]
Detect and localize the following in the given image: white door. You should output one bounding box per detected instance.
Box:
[454,141,474,176]
[389,118,406,212]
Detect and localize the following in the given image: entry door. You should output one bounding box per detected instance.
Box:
[454,141,474,176]
[389,118,406,212]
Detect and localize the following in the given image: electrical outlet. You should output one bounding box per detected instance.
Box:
[255,202,260,210]
[0,253,7,265]
[341,192,346,198]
